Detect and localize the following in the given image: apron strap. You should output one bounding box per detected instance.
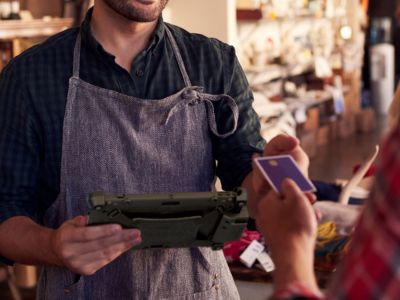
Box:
[72,32,82,79]
[164,25,192,88]
[202,93,239,138]
[164,88,239,138]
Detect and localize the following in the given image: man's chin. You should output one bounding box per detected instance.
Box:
[124,12,160,22]
[136,0,157,5]
[120,3,164,22]
[102,0,164,23]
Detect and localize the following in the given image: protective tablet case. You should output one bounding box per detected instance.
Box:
[87,188,248,250]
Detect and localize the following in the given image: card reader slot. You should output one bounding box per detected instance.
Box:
[161,201,180,206]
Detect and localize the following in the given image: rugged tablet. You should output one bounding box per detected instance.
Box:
[87,188,248,250]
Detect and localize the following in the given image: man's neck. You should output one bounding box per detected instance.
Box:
[91,2,158,72]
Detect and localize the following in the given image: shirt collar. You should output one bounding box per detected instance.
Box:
[80,8,165,59]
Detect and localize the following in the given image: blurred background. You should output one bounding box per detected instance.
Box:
[0,1,398,299]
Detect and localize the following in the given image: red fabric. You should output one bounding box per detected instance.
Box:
[274,125,400,299]
[223,229,260,262]
[352,164,377,178]
[327,125,400,299]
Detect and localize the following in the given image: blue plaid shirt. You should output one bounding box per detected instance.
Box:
[0,9,264,224]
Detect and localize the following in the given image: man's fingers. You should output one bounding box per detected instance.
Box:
[264,134,299,156]
[73,229,141,255]
[251,153,261,177]
[66,224,125,242]
[69,215,88,227]
[68,235,142,276]
[251,154,271,193]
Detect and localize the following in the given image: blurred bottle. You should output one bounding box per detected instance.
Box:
[0,1,20,20]
[369,17,395,115]
[9,0,21,20]
[63,0,77,19]
[370,17,392,45]
[0,0,11,20]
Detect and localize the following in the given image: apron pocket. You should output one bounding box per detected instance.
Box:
[161,286,220,300]
[62,274,84,299]
[38,268,85,300]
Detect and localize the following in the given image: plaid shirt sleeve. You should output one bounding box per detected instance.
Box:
[270,125,400,300]
[0,61,41,223]
[326,124,400,299]
[214,47,265,190]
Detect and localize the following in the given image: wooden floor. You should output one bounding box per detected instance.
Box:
[309,116,386,182]
[0,117,386,300]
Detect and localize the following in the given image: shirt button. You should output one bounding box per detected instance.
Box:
[136,69,144,77]
[214,284,220,290]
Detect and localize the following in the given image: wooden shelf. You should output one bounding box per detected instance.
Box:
[237,9,263,21]
[237,9,347,23]
[245,62,314,87]
[0,18,73,40]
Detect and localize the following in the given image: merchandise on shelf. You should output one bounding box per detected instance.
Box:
[0,0,20,20]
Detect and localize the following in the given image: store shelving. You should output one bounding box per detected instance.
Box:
[245,62,314,87]
[0,18,73,40]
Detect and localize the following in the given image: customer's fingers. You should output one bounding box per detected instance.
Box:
[305,192,317,204]
[281,178,305,201]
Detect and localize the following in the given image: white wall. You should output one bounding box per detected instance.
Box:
[163,0,237,46]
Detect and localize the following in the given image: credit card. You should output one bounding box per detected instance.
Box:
[254,155,316,194]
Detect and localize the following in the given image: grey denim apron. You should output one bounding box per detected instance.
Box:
[37,25,241,300]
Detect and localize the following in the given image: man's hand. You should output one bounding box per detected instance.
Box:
[50,216,141,276]
[264,134,309,171]
[256,178,319,292]
[244,134,310,218]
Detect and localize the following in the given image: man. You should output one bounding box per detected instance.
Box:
[0,0,308,299]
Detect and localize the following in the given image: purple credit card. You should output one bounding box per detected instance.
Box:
[255,155,316,194]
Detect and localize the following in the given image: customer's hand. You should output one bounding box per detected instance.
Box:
[50,216,141,275]
[257,178,317,253]
[248,134,309,218]
[256,179,319,291]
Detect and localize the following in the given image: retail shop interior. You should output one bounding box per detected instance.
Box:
[0,1,398,299]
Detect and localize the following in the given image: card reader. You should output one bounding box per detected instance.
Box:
[87,188,248,250]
